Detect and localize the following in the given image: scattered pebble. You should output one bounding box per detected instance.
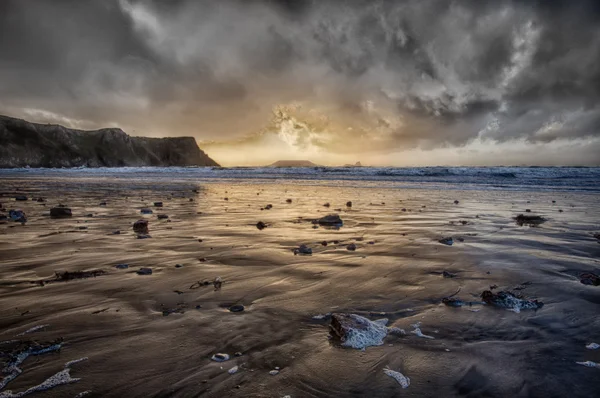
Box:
[229,304,245,313]
[115,264,129,269]
[256,221,267,230]
[136,268,152,275]
[269,370,280,376]
[347,243,357,251]
[140,208,153,214]
[228,366,239,375]
[293,244,312,255]
[439,237,453,246]
[211,353,230,362]
[50,207,72,218]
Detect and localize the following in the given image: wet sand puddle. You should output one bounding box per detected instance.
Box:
[0,177,599,397]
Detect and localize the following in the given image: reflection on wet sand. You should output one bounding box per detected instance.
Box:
[1,177,599,397]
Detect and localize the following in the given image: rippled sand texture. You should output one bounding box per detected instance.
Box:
[1,177,599,397]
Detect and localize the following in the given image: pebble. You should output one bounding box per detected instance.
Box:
[228,366,239,375]
[154,202,163,207]
[439,237,454,246]
[346,201,352,207]
[141,208,153,214]
[115,263,129,269]
[269,370,280,376]
[50,207,72,218]
[15,195,28,201]
[175,264,184,268]
[157,214,169,219]
[347,243,357,251]
[256,221,267,230]
[136,268,153,275]
[293,244,312,255]
[211,353,230,362]
[229,304,245,313]
[234,352,243,357]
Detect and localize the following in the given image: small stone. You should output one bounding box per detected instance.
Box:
[157,214,169,220]
[269,370,280,376]
[525,209,531,213]
[137,233,151,239]
[133,219,149,234]
[141,208,153,214]
[286,199,292,203]
[228,366,239,375]
[15,195,28,201]
[136,267,152,275]
[323,202,330,207]
[9,209,27,222]
[211,353,230,362]
[439,237,454,246]
[256,221,267,230]
[293,244,312,255]
[175,264,184,268]
[154,202,163,207]
[442,270,456,278]
[265,204,273,210]
[234,352,243,357]
[50,207,72,218]
[317,214,343,226]
[347,243,357,251]
[346,201,352,207]
[99,201,107,206]
[115,264,129,269]
[86,213,94,217]
[321,241,328,246]
[454,200,459,204]
[229,304,245,313]
[112,230,121,235]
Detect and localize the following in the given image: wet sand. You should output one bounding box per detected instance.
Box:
[1,176,599,397]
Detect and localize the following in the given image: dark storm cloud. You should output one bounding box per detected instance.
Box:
[0,0,599,162]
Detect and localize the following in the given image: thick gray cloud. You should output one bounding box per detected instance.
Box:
[0,0,599,165]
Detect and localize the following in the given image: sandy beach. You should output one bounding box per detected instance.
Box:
[1,171,599,397]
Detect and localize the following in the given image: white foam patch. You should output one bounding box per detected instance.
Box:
[585,343,600,350]
[74,391,92,398]
[383,367,410,388]
[410,323,435,339]
[340,315,389,350]
[16,325,49,337]
[576,361,600,369]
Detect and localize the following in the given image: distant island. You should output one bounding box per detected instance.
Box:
[0,115,219,168]
[343,161,362,167]
[268,160,319,167]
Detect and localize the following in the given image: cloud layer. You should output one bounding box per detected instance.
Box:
[1,0,599,165]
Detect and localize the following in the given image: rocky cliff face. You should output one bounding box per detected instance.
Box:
[0,115,219,168]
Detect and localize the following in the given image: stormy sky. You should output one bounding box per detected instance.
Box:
[1,0,599,166]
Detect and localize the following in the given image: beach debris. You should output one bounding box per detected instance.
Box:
[576,361,600,369]
[17,324,49,336]
[8,210,26,223]
[50,207,72,218]
[136,268,152,275]
[140,208,153,214]
[214,276,223,290]
[211,353,230,362]
[153,202,163,207]
[347,243,357,251]
[481,290,543,312]
[579,272,600,286]
[157,214,169,220]
[133,219,149,234]
[316,214,343,227]
[15,195,27,201]
[383,367,410,389]
[269,370,280,376]
[438,237,454,246]
[346,201,352,207]
[229,304,245,313]
[256,221,267,230]
[410,322,434,339]
[228,366,239,375]
[329,313,389,349]
[514,214,546,226]
[293,244,312,255]
[442,271,456,278]
[586,343,600,350]
[50,270,106,283]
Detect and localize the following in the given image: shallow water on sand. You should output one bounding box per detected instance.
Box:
[0,176,599,397]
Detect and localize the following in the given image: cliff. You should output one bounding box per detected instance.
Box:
[0,115,219,168]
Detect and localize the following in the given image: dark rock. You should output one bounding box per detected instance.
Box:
[321,241,328,246]
[211,353,229,362]
[37,198,46,203]
[579,272,600,286]
[111,230,121,235]
[323,202,330,207]
[481,290,543,310]
[85,213,94,217]
[347,243,357,251]
[346,201,352,207]
[141,208,153,214]
[286,199,292,203]
[439,237,454,246]
[133,219,149,234]
[175,264,184,268]
[454,200,459,204]
[515,214,546,226]
[115,263,129,269]
[256,221,267,230]
[401,208,407,212]
[9,209,27,222]
[50,207,72,218]
[99,201,107,206]
[317,214,343,226]
[137,234,152,239]
[136,268,153,275]
[15,195,28,201]
[265,204,273,210]
[157,214,169,220]
[442,270,456,278]
[525,209,531,213]
[52,270,106,281]
[234,352,243,357]
[293,244,312,255]
[154,202,163,207]
[0,114,219,168]
[229,304,245,313]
